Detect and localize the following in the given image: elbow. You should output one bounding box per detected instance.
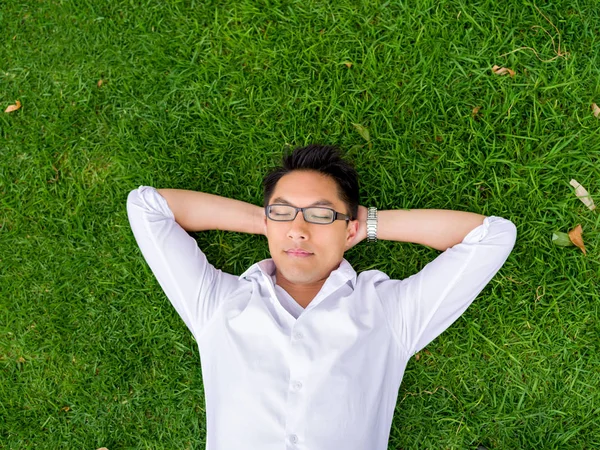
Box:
[492,218,517,260]
[503,219,518,248]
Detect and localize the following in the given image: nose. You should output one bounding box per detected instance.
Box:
[287,211,309,240]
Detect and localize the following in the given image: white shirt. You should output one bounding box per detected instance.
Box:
[127,186,517,450]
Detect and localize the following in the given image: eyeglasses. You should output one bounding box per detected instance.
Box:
[265,204,351,225]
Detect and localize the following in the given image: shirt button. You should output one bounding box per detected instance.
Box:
[293,331,304,340]
[288,434,299,444]
[292,381,303,391]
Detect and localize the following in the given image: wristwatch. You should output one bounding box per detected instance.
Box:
[366,207,378,243]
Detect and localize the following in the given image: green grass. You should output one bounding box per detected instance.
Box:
[1,0,599,448]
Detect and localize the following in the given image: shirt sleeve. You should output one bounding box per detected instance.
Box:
[377,216,517,356]
[126,186,240,339]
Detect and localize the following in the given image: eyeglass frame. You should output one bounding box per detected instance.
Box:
[265,204,352,224]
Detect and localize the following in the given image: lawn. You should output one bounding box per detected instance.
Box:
[1,0,599,448]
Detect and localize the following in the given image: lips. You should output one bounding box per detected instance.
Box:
[285,248,313,257]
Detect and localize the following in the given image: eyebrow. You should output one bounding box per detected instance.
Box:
[271,197,336,208]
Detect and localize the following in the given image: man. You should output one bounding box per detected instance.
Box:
[127,144,516,449]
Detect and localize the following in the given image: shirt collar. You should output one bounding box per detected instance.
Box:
[239,258,357,289]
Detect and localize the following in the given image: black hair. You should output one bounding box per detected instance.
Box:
[263,144,359,220]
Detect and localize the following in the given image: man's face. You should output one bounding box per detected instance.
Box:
[264,170,358,287]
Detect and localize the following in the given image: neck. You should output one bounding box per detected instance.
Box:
[275,274,325,309]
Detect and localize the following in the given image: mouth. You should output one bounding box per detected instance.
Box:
[285,249,314,257]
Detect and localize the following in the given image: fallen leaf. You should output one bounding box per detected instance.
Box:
[568,224,586,255]
[491,65,516,77]
[592,103,600,118]
[17,356,25,363]
[342,61,353,68]
[569,179,596,211]
[551,231,573,247]
[5,100,21,113]
[415,353,421,361]
[60,406,71,412]
[97,79,104,88]
[472,106,481,118]
[352,123,370,142]
[348,144,364,154]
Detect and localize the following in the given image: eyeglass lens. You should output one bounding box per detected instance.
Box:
[268,205,334,224]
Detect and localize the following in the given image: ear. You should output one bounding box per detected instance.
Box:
[343,219,360,250]
[347,219,359,238]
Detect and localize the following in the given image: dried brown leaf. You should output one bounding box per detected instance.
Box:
[568,224,586,255]
[97,79,105,88]
[60,406,71,412]
[492,65,516,77]
[592,103,600,118]
[17,356,25,363]
[472,106,481,118]
[415,353,421,361]
[342,61,353,68]
[5,100,21,113]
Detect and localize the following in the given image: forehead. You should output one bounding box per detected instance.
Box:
[271,171,343,206]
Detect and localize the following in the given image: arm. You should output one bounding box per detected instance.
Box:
[156,188,265,234]
[352,206,485,251]
[380,215,517,355]
[349,205,515,355]
[127,186,262,338]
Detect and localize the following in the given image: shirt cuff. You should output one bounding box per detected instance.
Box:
[461,216,495,244]
[134,185,175,220]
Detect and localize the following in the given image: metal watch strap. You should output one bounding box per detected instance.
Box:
[366,206,378,243]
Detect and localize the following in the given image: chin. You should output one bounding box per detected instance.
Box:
[278,265,323,285]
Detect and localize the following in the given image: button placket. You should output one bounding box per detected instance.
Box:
[290,332,305,392]
[285,327,307,447]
